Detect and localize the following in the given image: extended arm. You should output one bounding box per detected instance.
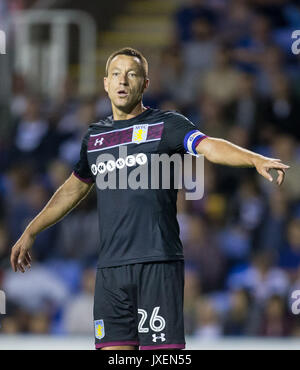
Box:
[196,137,290,185]
[10,173,94,272]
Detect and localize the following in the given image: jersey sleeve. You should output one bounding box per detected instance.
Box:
[162,111,208,155]
[73,130,94,184]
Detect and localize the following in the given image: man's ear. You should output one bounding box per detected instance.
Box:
[142,78,150,93]
[104,77,108,93]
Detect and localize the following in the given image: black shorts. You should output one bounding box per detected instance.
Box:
[93,260,185,350]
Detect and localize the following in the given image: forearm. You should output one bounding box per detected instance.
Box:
[25,175,93,237]
[197,137,262,167]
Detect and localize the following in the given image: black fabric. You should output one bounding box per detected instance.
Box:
[73,108,203,268]
[73,128,94,182]
[93,261,185,348]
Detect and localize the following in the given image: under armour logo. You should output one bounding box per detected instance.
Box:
[152,333,166,343]
[94,137,104,146]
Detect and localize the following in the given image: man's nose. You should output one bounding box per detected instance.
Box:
[119,74,128,85]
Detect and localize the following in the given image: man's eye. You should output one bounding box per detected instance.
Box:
[129,73,136,77]
[112,72,119,76]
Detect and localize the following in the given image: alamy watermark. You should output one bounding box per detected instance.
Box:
[291,30,300,55]
[92,147,205,200]
[0,30,6,55]
[0,290,5,315]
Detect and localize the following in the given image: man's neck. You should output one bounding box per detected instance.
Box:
[112,102,147,121]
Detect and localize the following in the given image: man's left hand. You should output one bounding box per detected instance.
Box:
[253,157,290,186]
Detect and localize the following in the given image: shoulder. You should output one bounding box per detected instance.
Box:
[160,110,196,131]
[82,116,114,140]
[88,115,114,130]
[150,109,195,126]
[153,108,186,119]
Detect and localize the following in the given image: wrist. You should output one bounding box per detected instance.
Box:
[24,227,37,239]
[250,153,264,168]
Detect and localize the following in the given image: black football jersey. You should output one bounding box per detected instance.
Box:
[73,108,207,268]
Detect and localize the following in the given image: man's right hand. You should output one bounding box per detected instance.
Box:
[10,232,35,273]
[9,174,93,273]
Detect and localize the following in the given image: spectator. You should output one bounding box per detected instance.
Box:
[158,46,198,108]
[184,216,226,292]
[10,73,28,119]
[54,189,99,262]
[259,188,288,252]
[279,218,300,280]
[12,98,49,167]
[225,72,265,134]
[63,268,95,335]
[193,297,222,339]
[271,135,300,202]
[182,17,218,75]
[219,0,253,45]
[3,261,69,314]
[184,266,202,336]
[175,0,217,42]
[223,288,255,336]
[227,250,289,303]
[58,99,97,166]
[262,75,300,140]
[255,46,287,98]
[260,295,291,337]
[28,312,51,334]
[233,14,275,71]
[202,45,241,106]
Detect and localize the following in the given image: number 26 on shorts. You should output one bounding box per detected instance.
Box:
[138,306,166,333]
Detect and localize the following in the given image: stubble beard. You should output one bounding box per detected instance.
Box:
[113,94,143,115]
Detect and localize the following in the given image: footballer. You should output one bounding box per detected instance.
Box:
[10,48,289,350]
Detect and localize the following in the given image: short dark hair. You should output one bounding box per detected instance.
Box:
[105,47,148,78]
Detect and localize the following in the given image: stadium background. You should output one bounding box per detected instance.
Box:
[0,0,300,349]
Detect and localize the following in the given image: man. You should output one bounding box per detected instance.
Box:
[10,48,289,350]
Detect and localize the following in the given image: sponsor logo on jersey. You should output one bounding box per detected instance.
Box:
[90,146,205,201]
[94,137,104,146]
[152,333,166,343]
[91,153,147,175]
[132,124,148,144]
[94,319,105,339]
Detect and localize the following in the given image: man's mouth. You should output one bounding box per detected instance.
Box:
[117,90,129,97]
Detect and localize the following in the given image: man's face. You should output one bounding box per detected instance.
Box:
[104,55,149,113]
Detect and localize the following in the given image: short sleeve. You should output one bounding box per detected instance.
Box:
[162,111,208,155]
[73,130,94,184]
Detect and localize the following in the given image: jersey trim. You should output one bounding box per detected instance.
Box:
[87,138,161,153]
[140,343,185,350]
[72,171,94,184]
[95,341,139,349]
[87,122,164,153]
[90,121,163,137]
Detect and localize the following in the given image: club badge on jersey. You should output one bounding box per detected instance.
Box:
[184,130,207,156]
[94,319,105,339]
[132,124,148,144]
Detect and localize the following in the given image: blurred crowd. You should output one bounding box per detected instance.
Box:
[1,0,300,339]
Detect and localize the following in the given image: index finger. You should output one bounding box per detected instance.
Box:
[268,162,290,170]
